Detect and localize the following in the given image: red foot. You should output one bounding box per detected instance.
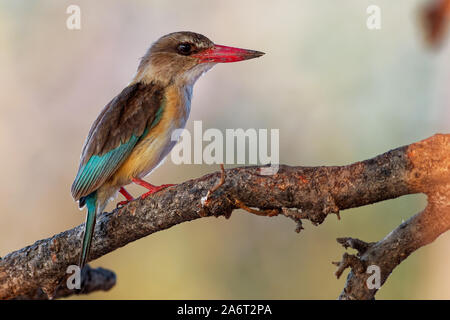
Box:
[132,178,176,199]
[117,187,134,208]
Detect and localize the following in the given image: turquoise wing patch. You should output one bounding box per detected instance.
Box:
[71,81,167,202]
[71,134,141,200]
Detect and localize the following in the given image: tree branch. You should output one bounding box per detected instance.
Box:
[12,265,116,300]
[0,134,448,300]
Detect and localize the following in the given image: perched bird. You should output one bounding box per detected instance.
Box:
[71,31,264,269]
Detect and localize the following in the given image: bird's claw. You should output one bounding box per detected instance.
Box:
[116,200,130,209]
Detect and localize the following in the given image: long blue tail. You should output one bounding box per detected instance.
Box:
[79,192,97,270]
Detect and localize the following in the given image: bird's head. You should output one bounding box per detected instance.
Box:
[133,31,264,86]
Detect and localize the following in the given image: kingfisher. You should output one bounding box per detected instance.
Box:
[71,31,264,269]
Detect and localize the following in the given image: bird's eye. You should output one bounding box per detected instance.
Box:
[177,43,192,55]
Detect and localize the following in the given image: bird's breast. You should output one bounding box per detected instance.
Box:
[111,85,192,185]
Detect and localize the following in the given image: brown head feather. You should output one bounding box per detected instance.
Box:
[133,31,215,85]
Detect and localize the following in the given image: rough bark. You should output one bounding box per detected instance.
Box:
[0,134,448,300]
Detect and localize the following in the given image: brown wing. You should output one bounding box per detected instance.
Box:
[71,81,165,200]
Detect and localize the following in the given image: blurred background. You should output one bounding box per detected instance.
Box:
[0,0,449,299]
